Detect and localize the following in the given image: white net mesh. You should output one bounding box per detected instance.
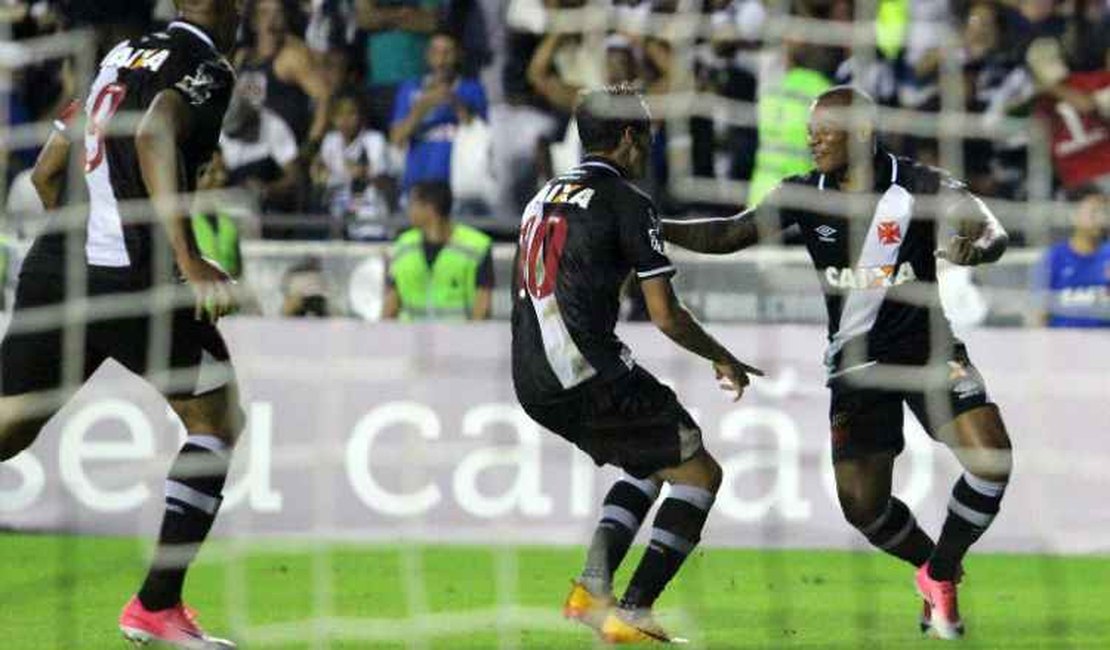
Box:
[1,2,1109,649]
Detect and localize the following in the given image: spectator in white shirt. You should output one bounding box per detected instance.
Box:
[220,84,303,217]
[312,92,395,238]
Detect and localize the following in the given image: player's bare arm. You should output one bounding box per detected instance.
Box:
[640,275,763,401]
[135,88,236,321]
[29,130,70,210]
[660,209,761,254]
[661,185,786,254]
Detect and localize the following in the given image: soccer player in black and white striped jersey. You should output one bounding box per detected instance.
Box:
[663,87,1014,640]
[0,1,245,647]
[512,85,763,643]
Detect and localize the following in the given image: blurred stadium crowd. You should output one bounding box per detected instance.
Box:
[1,1,1109,324]
[3,1,1110,236]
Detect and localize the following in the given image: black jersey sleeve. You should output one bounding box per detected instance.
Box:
[164,57,234,144]
[617,189,675,280]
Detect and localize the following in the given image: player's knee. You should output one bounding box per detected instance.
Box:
[692,453,723,494]
[837,490,885,530]
[221,405,247,445]
[0,417,45,461]
[966,447,1012,484]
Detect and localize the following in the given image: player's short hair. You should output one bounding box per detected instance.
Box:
[410,181,453,218]
[813,85,879,128]
[575,83,652,153]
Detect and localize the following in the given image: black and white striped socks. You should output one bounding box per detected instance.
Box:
[858,497,936,567]
[138,435,231,611]
[929,473,1008,580]
[580,476,661,596]
[620,484,715,610]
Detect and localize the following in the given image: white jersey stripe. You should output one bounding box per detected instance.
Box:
[826,156,913,364]
[520,192,598,389]
[637,265,676,279]
[84,63,131,267]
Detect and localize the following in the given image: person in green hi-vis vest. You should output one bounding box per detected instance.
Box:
[0,233,10,311]
[383,181,494,320]
[192,213,242,279]
[747,43,832,207]
[191,152,243,280]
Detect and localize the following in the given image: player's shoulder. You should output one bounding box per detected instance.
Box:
[894,156,966,195]
[115,26,233,102]
[544,163,644,212]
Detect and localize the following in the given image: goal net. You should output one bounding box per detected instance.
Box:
[1,2,1108,649]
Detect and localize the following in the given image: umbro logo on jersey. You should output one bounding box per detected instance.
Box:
[877,221,902,245]
[815,225,837,242]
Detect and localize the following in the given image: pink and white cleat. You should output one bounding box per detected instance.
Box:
[915,564,965,640]
[119,596,236,648]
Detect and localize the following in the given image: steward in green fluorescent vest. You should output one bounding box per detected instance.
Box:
[383,181,494,321]
[191,152,243,279]
[748,42,832,207]
[0,232,10,310]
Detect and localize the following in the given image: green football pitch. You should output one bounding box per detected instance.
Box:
[2,534,1107,649]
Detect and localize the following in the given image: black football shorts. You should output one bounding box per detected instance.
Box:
[1,267,234,400]
[521,365,704,479]
[828,345,992,462]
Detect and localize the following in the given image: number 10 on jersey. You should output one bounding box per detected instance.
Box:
[519,211,568,300]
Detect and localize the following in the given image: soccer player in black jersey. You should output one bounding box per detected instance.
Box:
[0,2,243,647]
[512,85,762,643]
[663,87,1014,640]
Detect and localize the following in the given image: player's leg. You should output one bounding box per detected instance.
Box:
[830,385,935,567]
[575,473,662,598]
[0,394,51,461]
[928,404,1012,581]
[0,274,97,460]
[136,382,244,611]
[910,354,1010,639]
[602,448,721,643]
[112,297,241,647]
[601,368,720,642]
[833,452,935,568]
[621,448,722,609]
[121,383,242,648]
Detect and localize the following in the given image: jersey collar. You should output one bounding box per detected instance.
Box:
[817,147,899,193]
[169,20,217,51]
[577,154,626,178]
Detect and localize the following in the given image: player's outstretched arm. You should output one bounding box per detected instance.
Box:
[936,188,1009,266]
[660,210,760,254]
[661,184,787,254]
[641,276,763,401]
[136,89,235,321]
[29,130,71,210]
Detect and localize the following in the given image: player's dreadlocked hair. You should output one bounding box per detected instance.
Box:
[575,83,652,154]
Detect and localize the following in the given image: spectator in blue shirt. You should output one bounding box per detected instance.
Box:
[389,31,488,193]
[1033,188,1110,327]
